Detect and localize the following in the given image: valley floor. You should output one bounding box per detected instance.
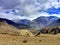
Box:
[0,34,60,45]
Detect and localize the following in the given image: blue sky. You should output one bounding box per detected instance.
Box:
[46,7,60,14]
[0,0,60,20]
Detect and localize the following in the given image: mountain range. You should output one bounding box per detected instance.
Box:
[29,16,58,30]
[0,18,30,29]
[47,19,60,28]
[0,16,59,30]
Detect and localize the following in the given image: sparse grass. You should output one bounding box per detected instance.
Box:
[0,34,60,45]
[0,26,60,45]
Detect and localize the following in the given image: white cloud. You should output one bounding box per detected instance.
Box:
[0,0,60,21]
[45,0,60,9]
[0,0,49,15]
[0,11,60,21]
[14,0,60,16]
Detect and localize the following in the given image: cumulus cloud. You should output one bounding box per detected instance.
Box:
[0,0,60,20]
[19,0,49,15]
[0,11,60,21]
[0,0,49,14]
[45,0,60,9]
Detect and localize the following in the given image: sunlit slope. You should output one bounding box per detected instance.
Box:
[0,21,34,36]
[0,21,20,36]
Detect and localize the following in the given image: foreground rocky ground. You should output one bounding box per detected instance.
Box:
[0,33,60,45]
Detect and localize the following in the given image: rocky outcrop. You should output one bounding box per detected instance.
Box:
[41,26,60,34]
